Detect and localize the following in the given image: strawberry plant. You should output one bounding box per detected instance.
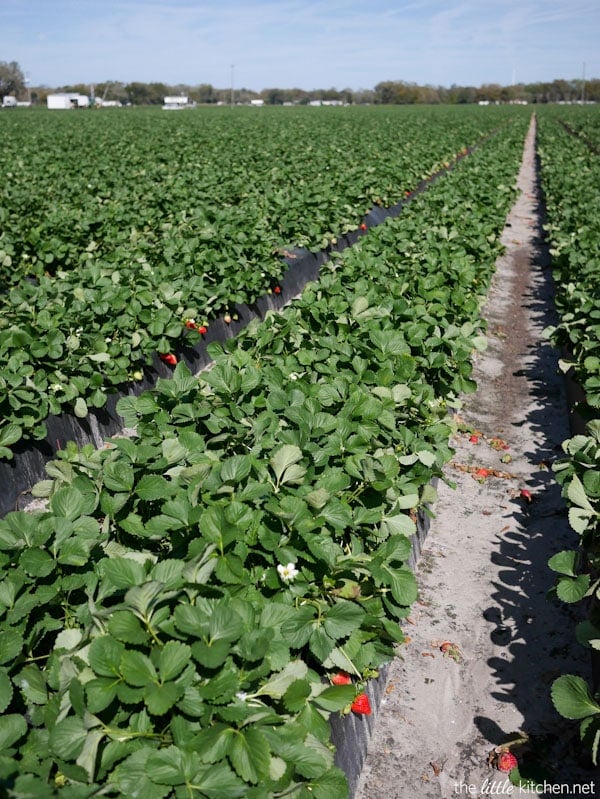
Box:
[538,108,600,415]
[537,105,600,766]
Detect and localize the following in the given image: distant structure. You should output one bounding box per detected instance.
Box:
[89,83,122,107]
[47,93,89,109]
[308,99,344,106]
[162,95,195,110]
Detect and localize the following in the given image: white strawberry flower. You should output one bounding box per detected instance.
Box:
[277,562,299,582]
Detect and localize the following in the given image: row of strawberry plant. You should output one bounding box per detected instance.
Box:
[0,106,515,286]
[536,108,600,762]
[547,104,600,151]
[0,116,528,797]
[0,105,525,458]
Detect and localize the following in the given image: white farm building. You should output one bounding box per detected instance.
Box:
[47,93,90,110]
[162,95,195,110]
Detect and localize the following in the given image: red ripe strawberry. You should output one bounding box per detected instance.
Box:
[185,319,196,329]
[273,285,282,294]
[497,751,518,773]
[469,434,479,443]
[475,467,490,478]
[520,489,532,502]
[360,223,367,231]
[159,353,177,365]
[197,325,207,335]
[331,672,352,686]
[351,692,372,715]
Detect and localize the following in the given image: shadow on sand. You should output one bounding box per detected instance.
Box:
[474,162,598,794]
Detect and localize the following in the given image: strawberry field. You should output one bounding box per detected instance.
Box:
[0,103,598,797]
[0,105,513,457]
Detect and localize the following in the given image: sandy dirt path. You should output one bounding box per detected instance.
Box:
[353,115,598,799]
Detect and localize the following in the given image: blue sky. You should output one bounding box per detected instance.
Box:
[2,0,598,90]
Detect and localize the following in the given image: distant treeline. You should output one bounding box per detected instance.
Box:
[1,60,597,106]
[1,56,596,108]
[1,60,596,106]
[34,77,598,106]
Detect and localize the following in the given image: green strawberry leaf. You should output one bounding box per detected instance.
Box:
[0,670,13,714]
[322,600,365,640]
[556,574,590,603]
[145,682,184,715]
[548,550,578,576]
[159,640,191,682]
[228,727,271,784]
[89,635,125,678]
[49,716,87,761]
[551,675,600,720]
[120,650,158,686]
[0,714,27,751]
[257,661,309,699]
[312,684,355,712]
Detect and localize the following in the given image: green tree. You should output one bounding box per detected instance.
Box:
[262,88,286,105]
[585,78,600,101]
[147,82,169,104]
[0,61,26,98]
[446,84,477,104]
[476,83,502,103]
[125,82,153,105]
[192,83,216,104]
[373,81,399,104]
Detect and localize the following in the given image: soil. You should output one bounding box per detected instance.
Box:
[353,116,599,798]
